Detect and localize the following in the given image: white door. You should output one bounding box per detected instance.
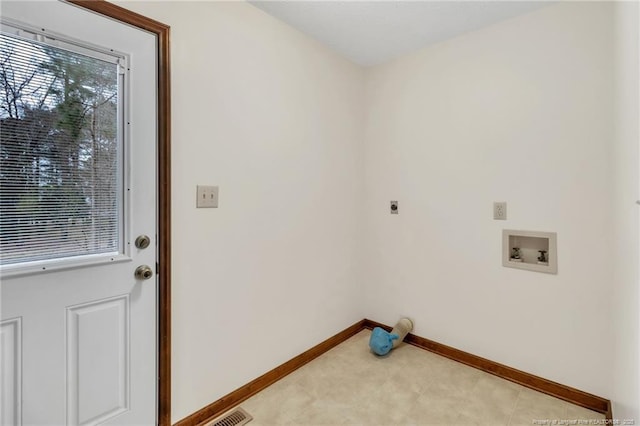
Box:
[0,1,157,425]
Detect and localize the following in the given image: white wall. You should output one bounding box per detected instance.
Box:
[362,2,614,397]
[115,2,364,422]
[612,1,640,420]
[114,0,635,420]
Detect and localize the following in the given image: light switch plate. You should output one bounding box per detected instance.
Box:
[493,202,507,220]
[197,185,218,208]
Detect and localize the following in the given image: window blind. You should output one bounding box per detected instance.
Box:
[0,31,122,266]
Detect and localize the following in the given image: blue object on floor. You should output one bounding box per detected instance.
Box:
[369,327,399,356]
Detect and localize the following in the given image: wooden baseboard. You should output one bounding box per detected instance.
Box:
[363,319,612,419]
[176,318,613,425]
[605,402,613,421]
[174,320,366,426]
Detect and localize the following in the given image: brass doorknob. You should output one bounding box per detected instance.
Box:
[134,265,153,280]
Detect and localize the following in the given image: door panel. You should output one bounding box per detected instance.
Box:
[1,318,21,426]
[67,295,129,425]
[0,1,157,424]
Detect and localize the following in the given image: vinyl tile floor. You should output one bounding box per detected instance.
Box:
[227,330,605,426]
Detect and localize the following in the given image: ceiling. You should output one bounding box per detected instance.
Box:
[249,1,554,67]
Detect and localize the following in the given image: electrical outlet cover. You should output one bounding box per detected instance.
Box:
[493,202,506,220]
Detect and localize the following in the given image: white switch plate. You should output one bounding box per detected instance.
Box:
[493,202,507,220]
[197,185,219,208]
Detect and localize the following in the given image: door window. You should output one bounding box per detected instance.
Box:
[0,25,125,270]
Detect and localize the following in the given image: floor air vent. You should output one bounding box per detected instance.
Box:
[204,407,253,426]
